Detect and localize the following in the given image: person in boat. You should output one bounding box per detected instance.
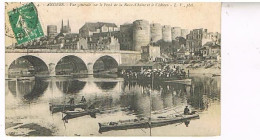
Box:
[80,96,86,103]
[68,97,75,105]
[184,106,190,115]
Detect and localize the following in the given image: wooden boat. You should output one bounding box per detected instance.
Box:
[62,106,131,120]
[62,108,100,120]
[49,103,89,113]
[98,113,199,133]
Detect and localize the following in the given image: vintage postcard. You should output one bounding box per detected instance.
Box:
[5,2,221,136]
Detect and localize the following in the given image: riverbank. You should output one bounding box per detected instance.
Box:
[5,113,57,136]
[187,67,221,75]
[5,121,54,136]
[168,63,221,75]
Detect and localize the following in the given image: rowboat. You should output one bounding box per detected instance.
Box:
[62,108,100,120]
[49,103,89,113]
[98,113,199,133]
[62,106,131,120]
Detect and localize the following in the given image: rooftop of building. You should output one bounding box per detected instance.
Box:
[80,22,117,32]
[92,31,120,37]
[201,41,221,49]
[55,32,79,39]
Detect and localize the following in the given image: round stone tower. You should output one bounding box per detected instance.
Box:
[171,27,181,40]
[181,29,190,38]
[133,20,150,51]
[162,25,172,42]
[150,23,162,43]
[47,25,57,37]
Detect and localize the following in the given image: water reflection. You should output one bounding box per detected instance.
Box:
[6,75,220,135]
[188,76,221,111]
[95,82,117,91]
[56,80,86,94]
[7,81,17,96]
[7,76,220,111]
[7,78,48,102]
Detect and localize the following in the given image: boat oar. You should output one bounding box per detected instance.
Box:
[171,108,185,121]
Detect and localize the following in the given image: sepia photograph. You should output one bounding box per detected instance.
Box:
[4,2,221,136]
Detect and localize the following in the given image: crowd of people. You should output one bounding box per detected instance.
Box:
[120,65,189,80]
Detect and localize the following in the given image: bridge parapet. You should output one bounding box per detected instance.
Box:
[5,49,141,54]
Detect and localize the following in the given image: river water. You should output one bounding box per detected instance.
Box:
[5,74,220,136]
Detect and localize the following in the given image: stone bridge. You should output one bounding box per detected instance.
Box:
[5,49,141,77]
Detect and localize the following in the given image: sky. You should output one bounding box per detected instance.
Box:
[5,2,221,46]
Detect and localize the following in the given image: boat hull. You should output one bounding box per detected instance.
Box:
[49,103,88,113]
[62,109,100,120]
[98,114,199,133]
[99,122,150,133]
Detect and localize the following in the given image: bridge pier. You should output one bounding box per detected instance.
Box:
[48,63,56,76]
[87,63,94,75]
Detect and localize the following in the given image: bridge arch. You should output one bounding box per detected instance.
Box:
[55,55,88,75]
[8,55,49,78]
[93,55,119,74]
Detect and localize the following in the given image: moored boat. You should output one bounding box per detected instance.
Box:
[49,103,89,113]
[62,106,131,120]
[98,113,199,133]
[62,108,100,120]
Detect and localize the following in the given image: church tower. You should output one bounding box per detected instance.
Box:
[60,19,71,33]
